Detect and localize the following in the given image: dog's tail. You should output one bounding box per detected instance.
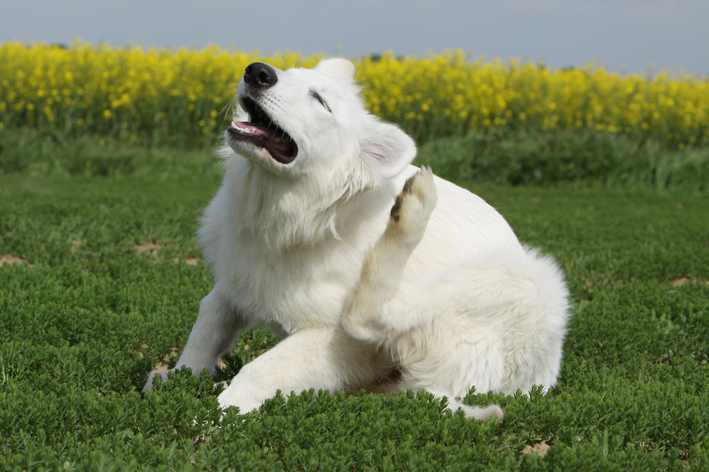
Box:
[349,367,504,422]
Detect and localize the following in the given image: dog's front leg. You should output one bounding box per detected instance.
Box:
[341,167,437,344]
[143,285,248,392]
[217,327,377,413]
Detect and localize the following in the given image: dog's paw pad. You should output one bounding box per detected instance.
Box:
[390,195,403,222]
[402,174,416,193]
[389,167,437,229]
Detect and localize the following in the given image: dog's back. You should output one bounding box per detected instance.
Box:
[405,170,522,278]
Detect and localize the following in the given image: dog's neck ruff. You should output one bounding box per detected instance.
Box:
[229,159,354,252]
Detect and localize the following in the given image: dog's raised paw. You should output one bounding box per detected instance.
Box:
[388,167,438,243]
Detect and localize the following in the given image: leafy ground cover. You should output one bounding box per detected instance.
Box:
[1,159,707,470]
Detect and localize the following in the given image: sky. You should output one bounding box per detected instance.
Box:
[1,0,708,76]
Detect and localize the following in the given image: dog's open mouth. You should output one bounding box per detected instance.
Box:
[227,97,298,164]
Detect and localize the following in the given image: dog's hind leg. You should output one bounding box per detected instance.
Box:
[341,167,503,422]
[217,327,382,413]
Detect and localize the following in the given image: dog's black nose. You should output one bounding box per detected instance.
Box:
[243,62,278,88]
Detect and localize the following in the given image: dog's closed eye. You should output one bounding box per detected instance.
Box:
[310,91,332,113]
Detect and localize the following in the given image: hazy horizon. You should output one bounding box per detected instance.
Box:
[2,0,707,76]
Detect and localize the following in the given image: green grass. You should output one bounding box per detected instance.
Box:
[1,163,708,470]
[0,128,223,179]
[416,128,709,191]
[3,127,709,192]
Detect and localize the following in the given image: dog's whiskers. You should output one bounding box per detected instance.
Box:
[220,82,243,122]
[275,55,288,71]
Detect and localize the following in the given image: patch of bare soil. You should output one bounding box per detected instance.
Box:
[143,343,225,372]
[156,346,180,371]
[174,257,199,265]
[671,277,709,287]
[519,440,551,459]
[135,242,163,256]
[134,242,199,265]
[0,255,33,267]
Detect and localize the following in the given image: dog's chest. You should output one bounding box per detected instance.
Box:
[203,163,395,332]
[220,236,367,332]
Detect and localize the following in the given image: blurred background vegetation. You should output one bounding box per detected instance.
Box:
[1,42,707,189]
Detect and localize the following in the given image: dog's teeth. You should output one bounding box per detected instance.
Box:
[230,123,252,134]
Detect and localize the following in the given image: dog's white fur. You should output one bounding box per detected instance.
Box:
[143,59,569,421]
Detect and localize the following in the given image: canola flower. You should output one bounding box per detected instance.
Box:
[0,41,707,148]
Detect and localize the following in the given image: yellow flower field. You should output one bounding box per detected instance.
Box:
[0,41,707,147]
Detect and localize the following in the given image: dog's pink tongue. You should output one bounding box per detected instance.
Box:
[229,121,268,136]
[229,121,292,151]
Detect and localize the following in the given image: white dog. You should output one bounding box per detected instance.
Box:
[143,59,569,421]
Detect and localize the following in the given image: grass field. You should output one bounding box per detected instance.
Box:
[1,40,708,470]
[1,152,708,469]
[2,127,708,191]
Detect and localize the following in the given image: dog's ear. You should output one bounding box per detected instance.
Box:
[347,121,416,192]
[362,121,417,180]
[315,58,365,103]
[315,58,356,85]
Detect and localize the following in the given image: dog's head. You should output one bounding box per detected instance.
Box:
[225,58,416,193]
